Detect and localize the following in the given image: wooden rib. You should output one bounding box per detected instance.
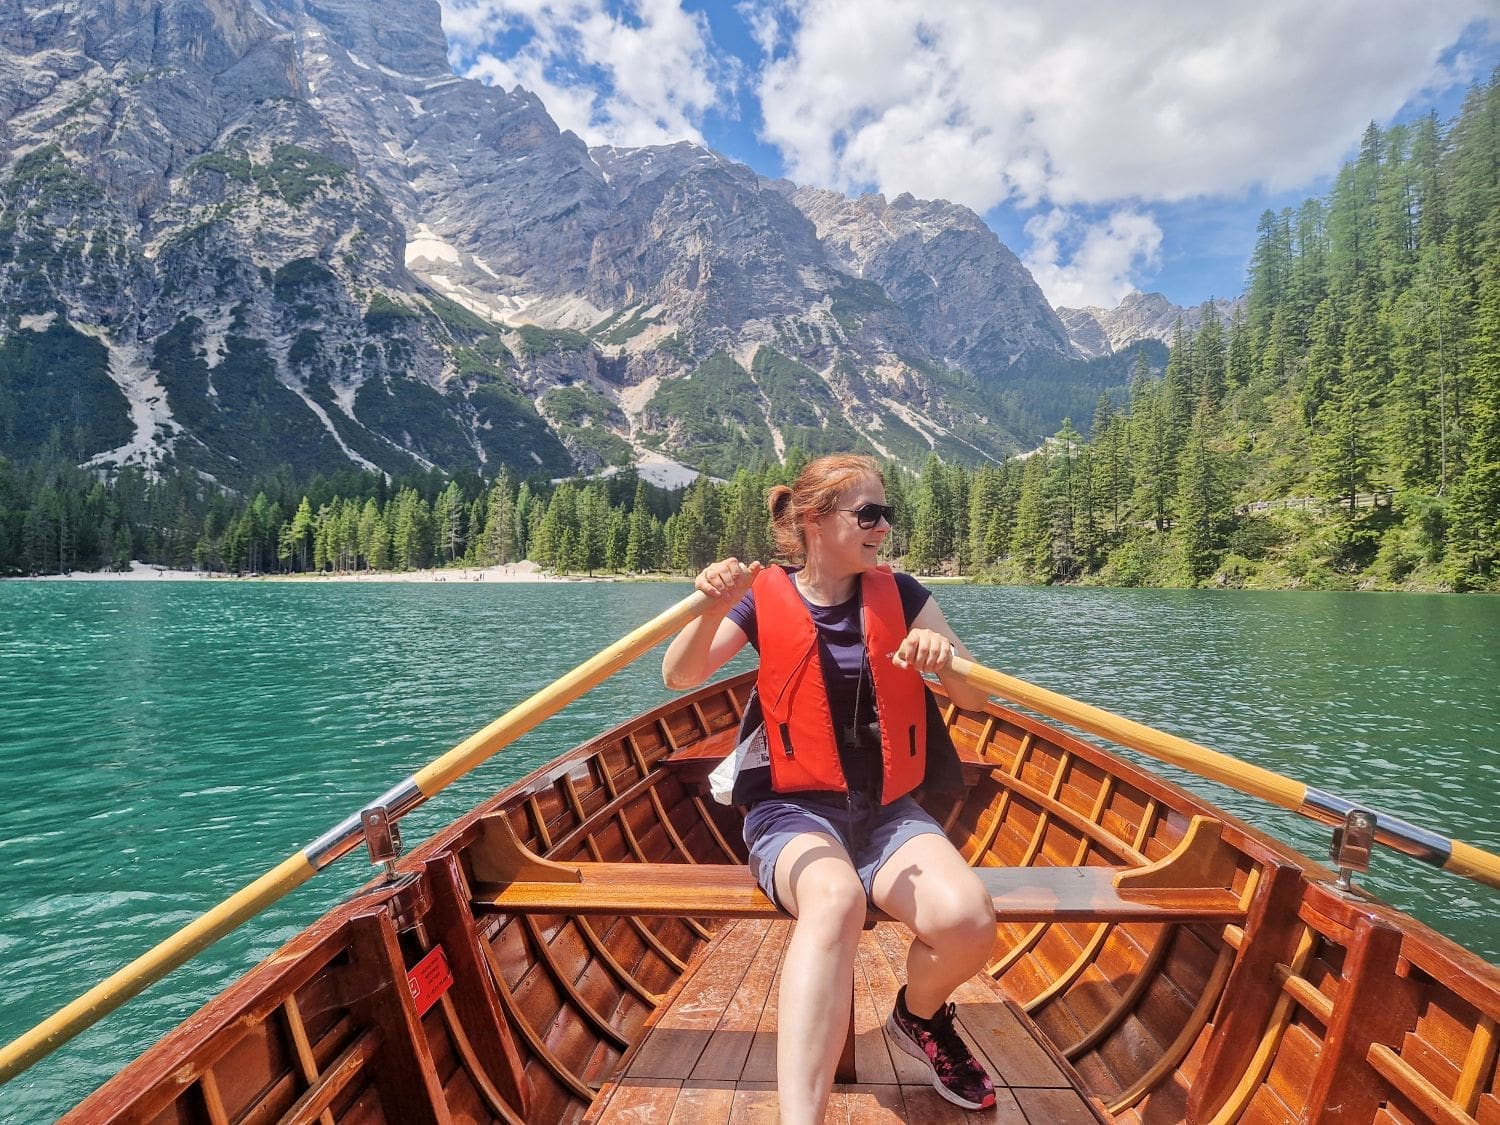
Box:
[579,833,689,973]
[624,733,653,779]
[1005,730,1035,774]
[984,749,1078,978]
[526,795,555,850]
[607,792,714,943]
[939,792,969,834]
[198,1068,229,1125]
[965,783,1014,867]
[689,700,712,738]
[572,915,663,1007]
[1205,925,1319,1125]
[1061,925,1176,1059]
[972,714,998,757]
[1367,1043,1477,1125]
[482,938,599,1103]
[1045,797,1171,1039]
[1276,962,1335,1024]
[543,770,660,859]
[1022,811,1117,1013]
[689,794,742,862]
[594,745,623,800]
[723,685,745,720]
[283,994,336,1125]
[991,792,1156,981]
[1455,1015,1497,1115]
[518,914,631,1050]
[1022,774,1123,1012]
[281,1030,380,1125]
[645,785,700,864]
[560,774,600,845]
[656,717,681,753]
[1106,941,1235,1112]
[990,771,1148,865]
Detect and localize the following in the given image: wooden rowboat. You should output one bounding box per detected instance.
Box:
[39,659,1499,1123]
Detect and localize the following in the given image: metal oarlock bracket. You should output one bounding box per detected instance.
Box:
[1329,809,1376,890]
[361,805,403,882]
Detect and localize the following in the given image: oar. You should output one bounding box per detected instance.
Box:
[0,589,713,1085]
[950,657,1500,891]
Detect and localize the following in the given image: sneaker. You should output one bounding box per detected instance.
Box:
[885,986,997,1110]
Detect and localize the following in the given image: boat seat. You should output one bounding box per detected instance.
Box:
[468,813,1248,925]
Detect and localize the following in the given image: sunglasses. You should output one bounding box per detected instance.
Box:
[839,503,895,529]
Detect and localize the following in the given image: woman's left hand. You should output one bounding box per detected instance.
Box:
[894,628,956,674]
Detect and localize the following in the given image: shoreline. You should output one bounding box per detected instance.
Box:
[10,560,591,584]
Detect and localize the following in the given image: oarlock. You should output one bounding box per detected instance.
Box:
[1328,808,1376,890]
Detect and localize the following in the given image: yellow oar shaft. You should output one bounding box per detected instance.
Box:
[0,589,713,1086]
[952,657,1500,891]
[414,590,713,797]
[951,657,1307,808]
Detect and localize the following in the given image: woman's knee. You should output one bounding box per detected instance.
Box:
[921,870,996,950]
[787,864,867,933]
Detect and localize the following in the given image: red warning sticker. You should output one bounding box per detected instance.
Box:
[407,945,453,1016]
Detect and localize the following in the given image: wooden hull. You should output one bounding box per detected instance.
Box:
[63,673,1500,1123]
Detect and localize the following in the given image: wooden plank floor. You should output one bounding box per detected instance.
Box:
[589,920,1110,1123]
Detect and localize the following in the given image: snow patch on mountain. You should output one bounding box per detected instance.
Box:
[77,332,178,474]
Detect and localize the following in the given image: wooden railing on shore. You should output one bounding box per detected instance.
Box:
[1237,489,1396,515]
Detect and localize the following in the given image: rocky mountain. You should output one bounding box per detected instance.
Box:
[0,0,1098,489]
[1058,291,1241,359]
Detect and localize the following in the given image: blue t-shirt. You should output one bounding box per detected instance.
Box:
[727,567,930,794]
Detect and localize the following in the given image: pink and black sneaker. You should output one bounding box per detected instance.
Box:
[885,986,997,1110]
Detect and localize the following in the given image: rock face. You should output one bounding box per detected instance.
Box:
[0,0,1093,486]
[1058,292,1240,359]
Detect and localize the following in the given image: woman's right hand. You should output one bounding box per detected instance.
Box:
[695,557,762,607]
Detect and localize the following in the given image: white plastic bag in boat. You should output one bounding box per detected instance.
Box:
[708,722,769,805]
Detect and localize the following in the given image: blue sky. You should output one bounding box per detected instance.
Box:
[438,1,1499,310]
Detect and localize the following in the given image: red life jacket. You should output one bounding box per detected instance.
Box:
[754,565,928,804]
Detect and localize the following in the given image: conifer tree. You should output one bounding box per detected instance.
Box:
[1175,399,1230,582]
[1009,455,1051,581]
[624,481,655,573]
[288,496,314,571]
[1445,273,1500,586]
[1130,378,1176,532]
[484,472,517,564]
[358,498,381,570]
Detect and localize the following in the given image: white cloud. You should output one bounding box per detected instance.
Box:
[439,0,723,147]
[1023,209,1163,309]
[736,0,786,57]
[756,0,1495,303]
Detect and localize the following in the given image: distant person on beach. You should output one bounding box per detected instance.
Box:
[661,453,997,1120]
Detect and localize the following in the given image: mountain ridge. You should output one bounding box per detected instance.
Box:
[0,0,1180,488]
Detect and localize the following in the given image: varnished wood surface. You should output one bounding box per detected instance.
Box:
[472,861,1245,922]
[57,671,1500,1125]
[588,920,1111,1123]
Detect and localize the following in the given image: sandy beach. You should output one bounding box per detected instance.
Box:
[18,560,580,583]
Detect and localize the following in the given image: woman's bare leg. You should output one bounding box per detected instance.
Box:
[772,831,868,1125]
[870,833,995,1016]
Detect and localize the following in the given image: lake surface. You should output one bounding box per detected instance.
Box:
[1,580,1496,1119]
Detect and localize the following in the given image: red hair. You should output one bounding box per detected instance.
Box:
[767,454,883,562]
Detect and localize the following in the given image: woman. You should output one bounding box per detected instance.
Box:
[662,454,997,1121]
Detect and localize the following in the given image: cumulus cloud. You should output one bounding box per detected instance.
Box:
[1023,209,1164,309]
[756,0,1494,302]
[439,0,723,148]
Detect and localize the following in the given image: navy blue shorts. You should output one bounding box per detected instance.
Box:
[742,790,948,911]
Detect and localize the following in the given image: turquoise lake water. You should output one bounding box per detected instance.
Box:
[1,580,1496,1120]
